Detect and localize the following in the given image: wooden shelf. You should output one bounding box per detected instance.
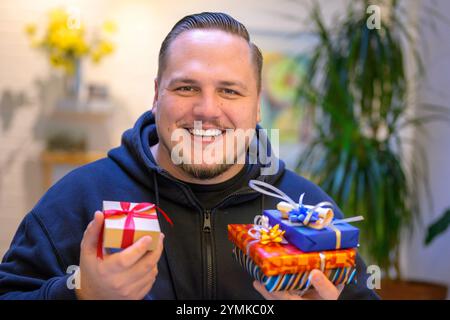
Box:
[51,109,112,122]
[41,150,105,165]
[41,150,106,189]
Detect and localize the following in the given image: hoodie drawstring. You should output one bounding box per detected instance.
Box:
[152,171,178,299]
[153,171,160,208]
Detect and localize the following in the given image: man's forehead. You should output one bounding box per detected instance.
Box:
[160,28,257,90]
[173,28,248,46]
[166,29,251,60]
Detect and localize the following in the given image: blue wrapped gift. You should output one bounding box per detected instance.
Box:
[263,209,360,252]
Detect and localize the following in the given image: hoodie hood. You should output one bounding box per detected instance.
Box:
[107,111,285,209]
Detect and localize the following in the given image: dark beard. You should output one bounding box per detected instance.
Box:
[178,163,234,180]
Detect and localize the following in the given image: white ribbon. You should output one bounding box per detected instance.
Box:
[249,179,364,230]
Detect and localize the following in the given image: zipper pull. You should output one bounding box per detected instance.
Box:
[203,210,211,233]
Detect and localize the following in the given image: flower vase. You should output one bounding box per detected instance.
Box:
[64,59,82,101]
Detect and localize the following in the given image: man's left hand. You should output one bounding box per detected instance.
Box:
[253,269,344,300]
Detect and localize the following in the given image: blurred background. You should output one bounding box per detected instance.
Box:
[0,0,449,299]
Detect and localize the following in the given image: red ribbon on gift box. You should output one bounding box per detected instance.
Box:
[97,201,173,259]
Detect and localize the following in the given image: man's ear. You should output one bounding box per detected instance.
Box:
[152,78,159,114]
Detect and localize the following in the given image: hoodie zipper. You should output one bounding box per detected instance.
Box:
[201,189,264,299]
[202,209,215,299]
[158,172,266,299]
[201,191,258,300]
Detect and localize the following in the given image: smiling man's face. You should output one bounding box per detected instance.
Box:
[151,29,261,184]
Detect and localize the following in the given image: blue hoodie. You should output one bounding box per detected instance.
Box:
[0,111,378,299]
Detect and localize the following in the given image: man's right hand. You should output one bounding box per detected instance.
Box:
[76,211,164,300]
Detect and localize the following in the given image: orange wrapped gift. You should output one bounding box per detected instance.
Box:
[228,224,356,276]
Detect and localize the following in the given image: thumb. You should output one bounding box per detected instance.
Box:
[81,211,104,255]
[309,269,340,300]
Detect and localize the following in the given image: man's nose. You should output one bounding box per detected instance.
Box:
[192,91,222,120]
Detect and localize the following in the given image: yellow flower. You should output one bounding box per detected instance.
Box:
[74,39,89,57]
[102,20,117,34]
[47,29,63,48]
[30,39,42,48]
[25,23,37,37]
[90,40,115,63]
[91,50,102,64]
[99,40,115,55]
[25,7,117,75]
[49,53,62,67]
[48,8,67,28]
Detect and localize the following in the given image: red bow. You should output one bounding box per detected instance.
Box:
[97,202,173,258]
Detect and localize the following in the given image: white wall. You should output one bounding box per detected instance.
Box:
[400,0,450,299]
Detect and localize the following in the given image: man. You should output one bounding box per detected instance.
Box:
[0,12,378,300]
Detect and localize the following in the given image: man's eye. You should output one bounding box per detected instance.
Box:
[222,88,239,95]
[176,86,196,92]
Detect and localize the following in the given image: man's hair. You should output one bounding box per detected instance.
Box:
[157,12,263,92]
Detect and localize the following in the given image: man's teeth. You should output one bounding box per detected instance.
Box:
[189,128,222,137]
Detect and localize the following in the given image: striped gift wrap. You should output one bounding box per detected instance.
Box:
[233,246,357,292]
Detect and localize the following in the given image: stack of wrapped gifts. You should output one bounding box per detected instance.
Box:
[228,180,363,292]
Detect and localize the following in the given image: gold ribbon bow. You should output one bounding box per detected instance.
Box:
[259,224,285,245]
[246,215,288,255]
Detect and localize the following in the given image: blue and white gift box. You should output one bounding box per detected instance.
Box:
[248,179,363,253]
[263,209,360,252]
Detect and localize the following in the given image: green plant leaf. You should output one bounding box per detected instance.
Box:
[425,208,450,245]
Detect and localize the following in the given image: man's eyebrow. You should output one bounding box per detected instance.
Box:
[218,80,248,91]
[167,78,199,86]
[167,78,249,91]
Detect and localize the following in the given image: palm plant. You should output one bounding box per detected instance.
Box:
[294,0,450,277]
